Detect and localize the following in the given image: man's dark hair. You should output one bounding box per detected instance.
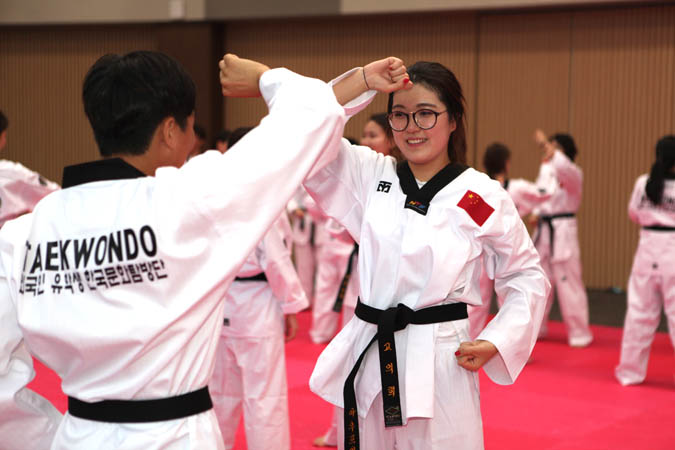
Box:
[483,142,511,179]
[0,110,8,134]
[82,51,196,157]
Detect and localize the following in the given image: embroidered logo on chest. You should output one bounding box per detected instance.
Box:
[457,190,494,226]
[377,181,392,193]
[404,199,428,215]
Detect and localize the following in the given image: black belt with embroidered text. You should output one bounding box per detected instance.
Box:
[68,386,212,423]
[343,299,468,450]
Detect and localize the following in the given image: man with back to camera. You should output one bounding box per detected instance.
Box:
[0,110,60,228]
[0,50,410,449]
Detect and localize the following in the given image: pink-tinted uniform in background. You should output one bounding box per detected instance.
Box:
[533,150,593,347]
[211,217,308,449]
[615,174,675,385]
[0,160,59,228]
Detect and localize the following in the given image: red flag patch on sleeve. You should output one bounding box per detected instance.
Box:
[457,190,494,226]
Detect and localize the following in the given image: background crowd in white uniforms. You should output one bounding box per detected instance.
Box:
[0,48,673,450]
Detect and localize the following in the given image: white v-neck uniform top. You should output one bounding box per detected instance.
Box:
[306,144,549,421]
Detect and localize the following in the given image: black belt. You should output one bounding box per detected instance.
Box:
[534,213,576,255]
[643,225,675,232]
[343,299,468,450]
[68,386,212,423]
[235,272,268,282]
[332,244,359,312]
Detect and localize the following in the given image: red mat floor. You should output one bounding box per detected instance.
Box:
[29,311,674,449]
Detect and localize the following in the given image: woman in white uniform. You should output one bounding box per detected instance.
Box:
[616,135,675,386]
[306,62,548,450]
[532,130,593,347]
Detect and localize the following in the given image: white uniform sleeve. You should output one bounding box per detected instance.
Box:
[550,150,583,199]
[0,225,62,449]
[627,175,646,224]
[152,68,348,277]
[260,223,309,314]
[509,179,552,217]
[0,170,60,226]
[304,143,389,241]
[476,191,550,385]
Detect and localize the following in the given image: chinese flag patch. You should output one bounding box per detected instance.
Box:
[457,190,494,226]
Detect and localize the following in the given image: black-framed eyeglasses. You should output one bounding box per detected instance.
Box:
[387,109,448,132]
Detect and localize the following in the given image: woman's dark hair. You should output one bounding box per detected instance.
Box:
[82,51,196,157]
[213,129,231,146]
[227,126,254,147]
[387,61,466,164]
[550,133,577,162]
[0,110,8,134]
[483,142,511,179]
[646,135,675,205]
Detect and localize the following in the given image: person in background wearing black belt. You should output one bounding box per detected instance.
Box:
[532,129,593,347]
[616,135,675,386]
[210,126,308,450]
[306,61,549,450]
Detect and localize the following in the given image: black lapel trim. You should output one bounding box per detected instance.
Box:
[62,158,146,188]
[503,179,510,191]
[396,161,468,216]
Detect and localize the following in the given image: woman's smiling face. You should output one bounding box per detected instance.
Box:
[390,83,456,170]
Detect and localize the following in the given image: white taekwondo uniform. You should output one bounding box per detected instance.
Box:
[469,178,552,339]
[0,67,361,450]
[306,142,549,450]
[309,207,356,344]
[0,160,59,228]
[211,217,309,450]
[288,188,317,303]
[533,150,593,347]
[615,173,675,385]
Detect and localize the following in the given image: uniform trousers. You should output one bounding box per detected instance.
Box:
[293,241,316,305]
[336,321,483,450]
[310,245,351,344]
[211,333,289,450]
[538,251,593,347]
[616,271,675,385]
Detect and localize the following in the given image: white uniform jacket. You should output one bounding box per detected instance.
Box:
[628,174,675,277]
[534,150,583,261]
[0,67,358,450]
[222,218,309,338]
[306,143,549,421]
[0,160,59,227]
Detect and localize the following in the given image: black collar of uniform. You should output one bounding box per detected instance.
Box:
[503,178,510,191]
[396,161,468,215]
[62,158,147,188]
[665,173,675,180]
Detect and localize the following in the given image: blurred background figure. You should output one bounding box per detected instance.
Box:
[188,123,207,159]
[214,129,231,153]
[532,130,593,348]
[0,109,59,228]
[615,135,675,386]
